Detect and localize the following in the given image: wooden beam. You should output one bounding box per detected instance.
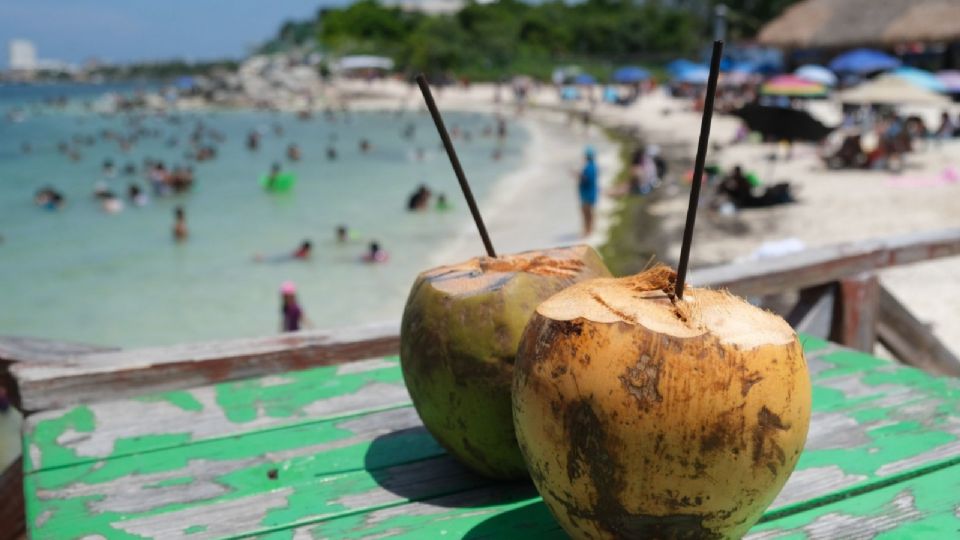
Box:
[0,337,117,414]
[877,286,960,377]
[0,457,23,540]
[690,228,960,297]
[11,321,400,413]
[785,284,836,340]
[831,273,880,353]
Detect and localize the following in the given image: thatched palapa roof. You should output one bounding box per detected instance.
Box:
[758,0,960,49]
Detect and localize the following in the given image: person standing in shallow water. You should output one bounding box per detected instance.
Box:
[173,206,188,242]
[280,281,310,332]
[576,146,599,237]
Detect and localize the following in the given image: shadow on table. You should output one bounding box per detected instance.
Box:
[364,426,495,508]
[463,499,567,539]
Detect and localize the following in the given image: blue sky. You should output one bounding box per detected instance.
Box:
[0,1,345,67]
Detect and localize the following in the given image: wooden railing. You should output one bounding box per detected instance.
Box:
[690,228,960,377]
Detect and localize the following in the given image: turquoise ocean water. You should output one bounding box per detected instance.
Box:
[0,83,526,347]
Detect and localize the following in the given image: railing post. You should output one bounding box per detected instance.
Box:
[832,272,880,353]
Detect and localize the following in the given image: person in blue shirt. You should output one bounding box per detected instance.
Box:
[577,146,599,237]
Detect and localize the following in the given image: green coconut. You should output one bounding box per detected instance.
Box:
[400,245,611,479]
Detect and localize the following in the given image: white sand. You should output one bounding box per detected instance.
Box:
[340,79,960,355]
[588,88,960,355]
[338,79,620,264]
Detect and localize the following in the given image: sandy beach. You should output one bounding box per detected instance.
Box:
[339,79,960,355]
[337,79,622,264]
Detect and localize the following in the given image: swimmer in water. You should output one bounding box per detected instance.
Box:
[103,159,116,178]
[266,162,281,189]
[336,225,349,244]
[129,184,148,207]
[254,240,312,262]
[435,193,451,211]
[34,187,65,210]
[102,194,123,214]
[287,143,301,161]
[279,281,311,332]
[326,146,338,160]
[293,240,312,260]
[173,206,188,242]
[362,241,388,264]
[407,184,431,211]
[359,138,371,153]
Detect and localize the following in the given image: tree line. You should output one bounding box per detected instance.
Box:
[263,0,797,80]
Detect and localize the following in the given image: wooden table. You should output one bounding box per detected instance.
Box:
[21,336,960,539]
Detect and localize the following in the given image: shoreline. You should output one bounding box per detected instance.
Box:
[339,80,623,266]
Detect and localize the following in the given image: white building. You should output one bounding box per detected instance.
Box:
[9,39,37,72]
[381,0,465,14]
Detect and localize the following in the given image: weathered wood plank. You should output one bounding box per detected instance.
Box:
[748,462,960,539]
[283,460,960,540]
[690,228,960,298]
[23,356,408,473]
[11,321,400,412]
[0,336,117,364]
[831,272,880,353]
[28,342,960,540]
[260,484,545,539]
[877,285,960,377]
[26,449,490,539]
[1,457,25,540]
[786,285,835,340]
[0,336,117,414]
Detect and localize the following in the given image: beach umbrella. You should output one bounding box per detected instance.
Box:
[732,104,834,142]
[795,65,837,86]
[937,71,960,93]
[612,66,650,84]
[760,75,828,98]
[892,67,947,93]
[837,74,950,106]
[828,48,900,74]
[666,59,700,76]
[573,73,596,85]
[673,65,710,84]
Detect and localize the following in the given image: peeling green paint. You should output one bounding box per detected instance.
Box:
[22,343,960,539]
[138,390,205,412]
[24,357,406,473]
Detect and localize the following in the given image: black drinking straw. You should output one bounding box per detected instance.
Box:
[675,40,724,300]
[416,74,497,258]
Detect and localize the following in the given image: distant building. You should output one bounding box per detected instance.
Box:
[381,0,465,14]
[9,39,37,72]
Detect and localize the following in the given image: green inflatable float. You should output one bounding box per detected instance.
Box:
[260,172,296,192]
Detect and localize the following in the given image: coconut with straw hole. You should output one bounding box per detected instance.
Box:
[399,75,611,479]
[512,42,812,538]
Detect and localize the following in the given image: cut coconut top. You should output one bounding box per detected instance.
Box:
[423,245,594,296]
[536,267,795,348]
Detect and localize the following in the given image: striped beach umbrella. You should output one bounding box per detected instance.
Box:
[937,71,960,93]
[892,67,947,93]
[760,75,828,97]
[794,65,837,86]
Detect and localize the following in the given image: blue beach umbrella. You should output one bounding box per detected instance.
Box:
[892,66,947,93]
[573,73,597,85]
[674,65,710,84]
[828,48,900,74]
[795,65,837,86]
[613,66,651,84]
[667,59,700,76]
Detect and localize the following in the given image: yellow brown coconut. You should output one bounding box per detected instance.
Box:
[512,266,811,538]
[400,245,611,479]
